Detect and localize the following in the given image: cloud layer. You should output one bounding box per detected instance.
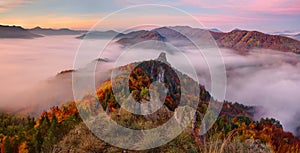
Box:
[0,0,34,13]
[0,36,299,135]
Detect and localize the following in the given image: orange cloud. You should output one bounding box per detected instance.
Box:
[0,14,99,30]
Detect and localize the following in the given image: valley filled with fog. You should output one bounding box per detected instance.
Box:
[0,36,299,135]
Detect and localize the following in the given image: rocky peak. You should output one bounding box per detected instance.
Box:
[156,52,167,63]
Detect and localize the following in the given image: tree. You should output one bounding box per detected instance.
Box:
[42,114,60,152]
[49,114,59,141]
[4,138,14,153]
[140,86,149,100]
[26,116,35,130]
[40,115,50,136]
[32,129,43,153]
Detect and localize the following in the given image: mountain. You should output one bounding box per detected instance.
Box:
[116,30,166,46]
[0,25,42,39]
[155,26,225,44]
[217,30,300,53]
[76,30,122,39]
[271,31,300,41]
[209,28,222,33]
[29,26,86,36]
[151,26,189,41]
[51,53,300,152]
[115,26,300,54]
[164,26,224,39]
[1,52,300,152]
[0,25,87,39]
[292,33,300,41]
[3,24,298,53]
[115,26,223,47]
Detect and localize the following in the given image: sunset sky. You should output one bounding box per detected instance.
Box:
[0,0,299,32]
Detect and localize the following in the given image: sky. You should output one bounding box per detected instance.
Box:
[0,0,299,32]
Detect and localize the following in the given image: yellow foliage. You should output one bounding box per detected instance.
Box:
[18,142,28,153]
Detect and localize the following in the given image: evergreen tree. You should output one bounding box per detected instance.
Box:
[40,115,50,136]
[42,114,63,152]
[4,138,14,153]
[33,129,43,153]
[49,114,59,141]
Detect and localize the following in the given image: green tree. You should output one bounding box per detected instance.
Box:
[32,129,43,153]
[48,114,59,142]
[40,115,50,136]
[4,138,14,153]
[140,86,149,99]
[42,114,60,152]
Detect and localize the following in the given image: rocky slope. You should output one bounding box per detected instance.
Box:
[217,30,300,53]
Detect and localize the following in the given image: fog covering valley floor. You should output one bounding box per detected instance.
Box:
[0,52,300,152]
[2,35,300,136]
[0,26,300,152]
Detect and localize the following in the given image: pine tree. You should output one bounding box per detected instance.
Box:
[49,114,59,141]
[4,138,14,153]
[33,129,43,153]
[40,115,50,136]
[42,114,60,152]
[26,116,35,130]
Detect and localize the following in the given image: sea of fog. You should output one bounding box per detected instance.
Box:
[0,36,299,135]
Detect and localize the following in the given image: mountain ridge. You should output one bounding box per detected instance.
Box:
[76,30,122,39]
[115,26,300,54]
[29,26,87,36]
[1,24,299,54]
[0,25,43,39]
[217,29,300,53]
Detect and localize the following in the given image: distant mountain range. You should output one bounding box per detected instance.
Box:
[115,26,300,54]
[1,24,299,53]
[0,25,42,39]
[76,30,122,39]
[0,25,87,38]
[272,31,300,41]
[294,34,300,41]
[29,26,87,36]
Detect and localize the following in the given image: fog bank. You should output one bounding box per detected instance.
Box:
[0,36,299,135]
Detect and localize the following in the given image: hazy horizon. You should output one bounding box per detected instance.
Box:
[2,23,300,35]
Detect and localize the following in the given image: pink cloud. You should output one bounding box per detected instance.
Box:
[124,0,299,15]
[178,0,300,15]
[195,14,274,23]
[0,0,34,13]
[191,14,276,31]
